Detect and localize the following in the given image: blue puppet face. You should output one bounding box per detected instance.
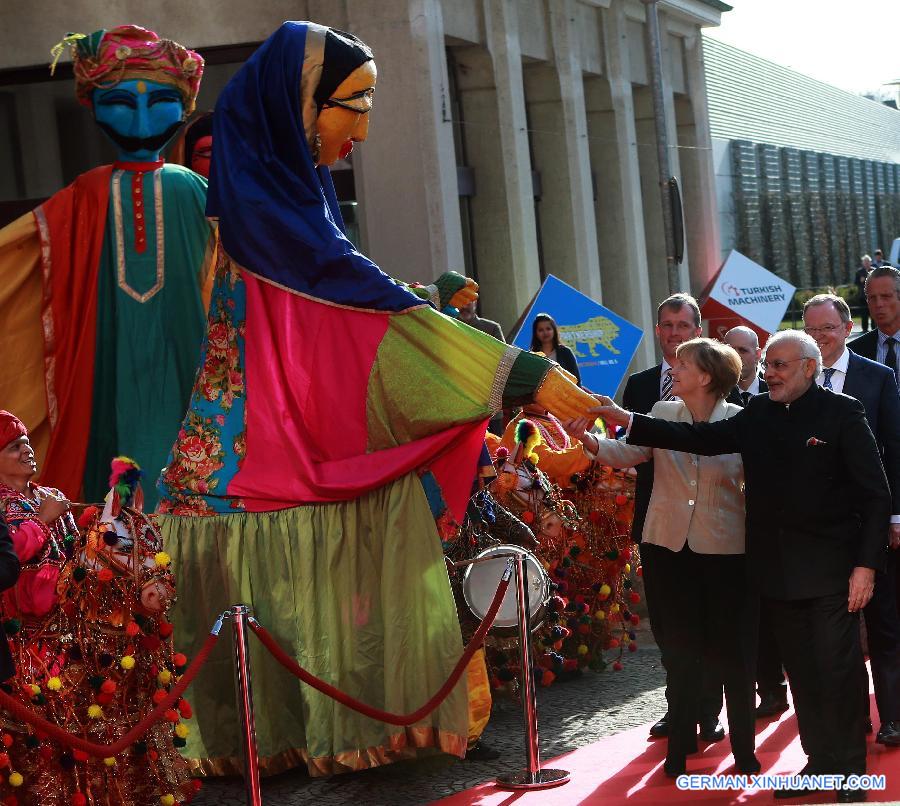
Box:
[93,79,185,162]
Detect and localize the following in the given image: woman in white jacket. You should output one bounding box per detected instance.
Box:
[567,338,758,778]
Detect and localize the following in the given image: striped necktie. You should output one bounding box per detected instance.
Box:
[822,367,836,390]
[661,371,674,401]
[740,391,752,407]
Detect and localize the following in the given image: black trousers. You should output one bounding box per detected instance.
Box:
[642,544,724,722]
[756,604,786,697]
[642,543,757,763]
[863,552,900,724]
[767,593,868,776]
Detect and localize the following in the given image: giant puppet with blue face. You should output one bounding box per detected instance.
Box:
[0,26,216,510]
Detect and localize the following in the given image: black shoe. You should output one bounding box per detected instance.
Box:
[698,716,725,743]
[837,788,867,803]
[663,757,685,778]
[734,754,761,774]
[756,691,789,718]
[465,740,500,761]
[649,713,669,738]
[876,721,900,747]
[773,765,821,800]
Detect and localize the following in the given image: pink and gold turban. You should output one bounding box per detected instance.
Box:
[53,25,204,115]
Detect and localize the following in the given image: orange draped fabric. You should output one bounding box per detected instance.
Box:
[35,166,112,497]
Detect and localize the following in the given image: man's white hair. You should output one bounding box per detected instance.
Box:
[763,329,822,376]
[724,325,759,348]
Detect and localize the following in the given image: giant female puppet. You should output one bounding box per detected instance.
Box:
[156,22,595,776]
[0,26,216,510]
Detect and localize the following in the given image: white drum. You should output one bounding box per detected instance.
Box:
[462,544,550,630]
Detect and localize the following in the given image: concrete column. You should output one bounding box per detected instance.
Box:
[544,0,603,300]
[677,32,722,291]
[347,0,464,282]
[587,3,655,371]
[657,17,691,293]
[476,0,542,328]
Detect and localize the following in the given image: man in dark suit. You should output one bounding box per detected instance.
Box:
[621,294,725,741]
[806,294,900,747]
[594,329,891,803]
[850,266,900,381]
[850,265,900,624]
[724,326,768,407]
[722,326,788,718]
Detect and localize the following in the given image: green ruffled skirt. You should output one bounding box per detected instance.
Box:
[159,473,468,776]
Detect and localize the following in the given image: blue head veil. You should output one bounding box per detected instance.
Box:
[206,21,422,312]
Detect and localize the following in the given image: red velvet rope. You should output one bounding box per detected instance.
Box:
[250,572,512,726]
[0,632,219,758]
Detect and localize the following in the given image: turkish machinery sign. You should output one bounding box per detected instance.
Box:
[701,250,796,340]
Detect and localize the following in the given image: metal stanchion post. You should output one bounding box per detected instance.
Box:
[231,604,263,806]
[496,552,569,789]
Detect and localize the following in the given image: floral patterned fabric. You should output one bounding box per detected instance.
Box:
[157,252,246,515]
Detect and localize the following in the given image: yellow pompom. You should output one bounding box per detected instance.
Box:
[154,551,171,568]
[8,771,23,787]
[157,669,172,685]
[174,723,190,739]
[624,563,632,574]
[594,610,606,621]
[87,704,103,719]
[598,583,611,598]
[577,644,589,656]
[610,603,620,614]
[528,452,539,465]
[103,756,116,766]
[46,677,62,692]
[160,795,176,806]
[120,655,136,670]
[29,684,40,695]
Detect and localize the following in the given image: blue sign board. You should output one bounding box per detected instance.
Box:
[512,275,643,395]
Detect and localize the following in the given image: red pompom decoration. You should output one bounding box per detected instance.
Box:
[152,690,167,705]
[72,750,89,762]
[178,700,193,719]
[630,614,640,626]
[613,661,623,671]
[628,642,638,652]
[621,548,632,562]
[158,622,174,638]
[608,638,620,649]
[172,653,187,667]
[563,659,578,672]
[125,622,140,637]
[614,494,628,506]
[100,680,116,694]
[521,511,535,524]
[1,734,12,748]
[495,447,509,460]
[164,709,179,723]
[577,623,590,634]
[76,507,99,528]
[71,795,87,806]
[96,568,114,583]
[540,670,556,687]
[629,592,641,604]
[0,752,9,767]
[96,692,113,706]
[140,635,162,652]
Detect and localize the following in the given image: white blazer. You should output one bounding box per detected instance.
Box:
[585,399,745,554]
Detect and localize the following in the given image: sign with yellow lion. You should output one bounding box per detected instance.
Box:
[512,275,642,395]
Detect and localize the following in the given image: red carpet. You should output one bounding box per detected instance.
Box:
[435,683,900,805]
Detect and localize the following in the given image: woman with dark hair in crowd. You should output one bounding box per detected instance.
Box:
[531,313,581,385]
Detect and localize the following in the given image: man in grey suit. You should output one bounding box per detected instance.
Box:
[805,293,900,748]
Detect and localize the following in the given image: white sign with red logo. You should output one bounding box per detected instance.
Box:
[701,250,796,340]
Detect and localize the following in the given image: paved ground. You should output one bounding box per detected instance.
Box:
[193,626,666,806]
